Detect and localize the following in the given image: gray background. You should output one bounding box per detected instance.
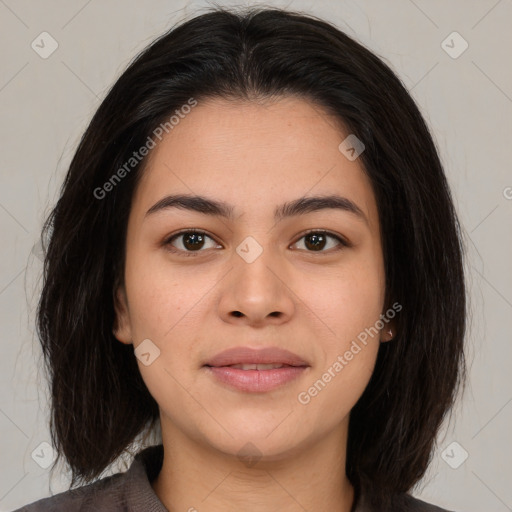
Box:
[1,0,511,511]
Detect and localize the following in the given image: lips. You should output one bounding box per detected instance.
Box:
[229,363,288,370]
[204,346,309,368]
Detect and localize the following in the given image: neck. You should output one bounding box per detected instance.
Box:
[152,417,355,512]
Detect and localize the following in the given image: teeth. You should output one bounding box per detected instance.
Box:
[229,363,286,370]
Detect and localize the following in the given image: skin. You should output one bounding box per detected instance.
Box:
[113,96,395,512]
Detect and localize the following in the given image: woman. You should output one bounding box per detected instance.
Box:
[15,6,466,512]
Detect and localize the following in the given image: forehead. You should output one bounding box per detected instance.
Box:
[132,96,379,231]
[147,95,348,164]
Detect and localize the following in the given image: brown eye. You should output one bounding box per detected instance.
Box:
[293,230,348,253]
[164,230,220,255]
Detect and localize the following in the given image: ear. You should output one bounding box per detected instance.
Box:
[112,284,133,345]
[380,318,397,343]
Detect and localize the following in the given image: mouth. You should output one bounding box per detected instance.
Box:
[203,346,310,393]
[205,363,305,370]
[203,346,309,368]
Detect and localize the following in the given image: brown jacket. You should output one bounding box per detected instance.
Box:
[12,444,456,512]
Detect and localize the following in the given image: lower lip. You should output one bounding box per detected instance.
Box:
[204,366,308,393]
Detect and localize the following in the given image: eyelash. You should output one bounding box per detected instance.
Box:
[162,229,349,257]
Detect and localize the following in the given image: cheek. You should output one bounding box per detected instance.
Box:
[291,256,384,407]
[123,255,211,411]
[123,248,211,341]
[294,264,383,412]
[296,342,379,431]
[296,257,385,347]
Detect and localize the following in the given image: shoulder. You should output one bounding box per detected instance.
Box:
[10,471,126,511]
[10,444,166,512]
[358,492,458,512]
[399,494,457,512]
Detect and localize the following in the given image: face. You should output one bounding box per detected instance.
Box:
[114,96,394,461]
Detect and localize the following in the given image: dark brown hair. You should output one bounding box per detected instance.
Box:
[36,5,467,510]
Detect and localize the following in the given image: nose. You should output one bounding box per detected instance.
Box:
[217,240,295,327]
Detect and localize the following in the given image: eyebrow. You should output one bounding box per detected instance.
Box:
[145,193,368,225]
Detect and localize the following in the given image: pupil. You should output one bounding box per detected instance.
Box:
[305,233,326,251]
[184,233,204,250]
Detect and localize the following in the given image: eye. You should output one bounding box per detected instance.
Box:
[163,229,349,257]
[292,230,349,253]
[163,229,220,256]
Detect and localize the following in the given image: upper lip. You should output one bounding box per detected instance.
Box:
[204,346,309,367]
